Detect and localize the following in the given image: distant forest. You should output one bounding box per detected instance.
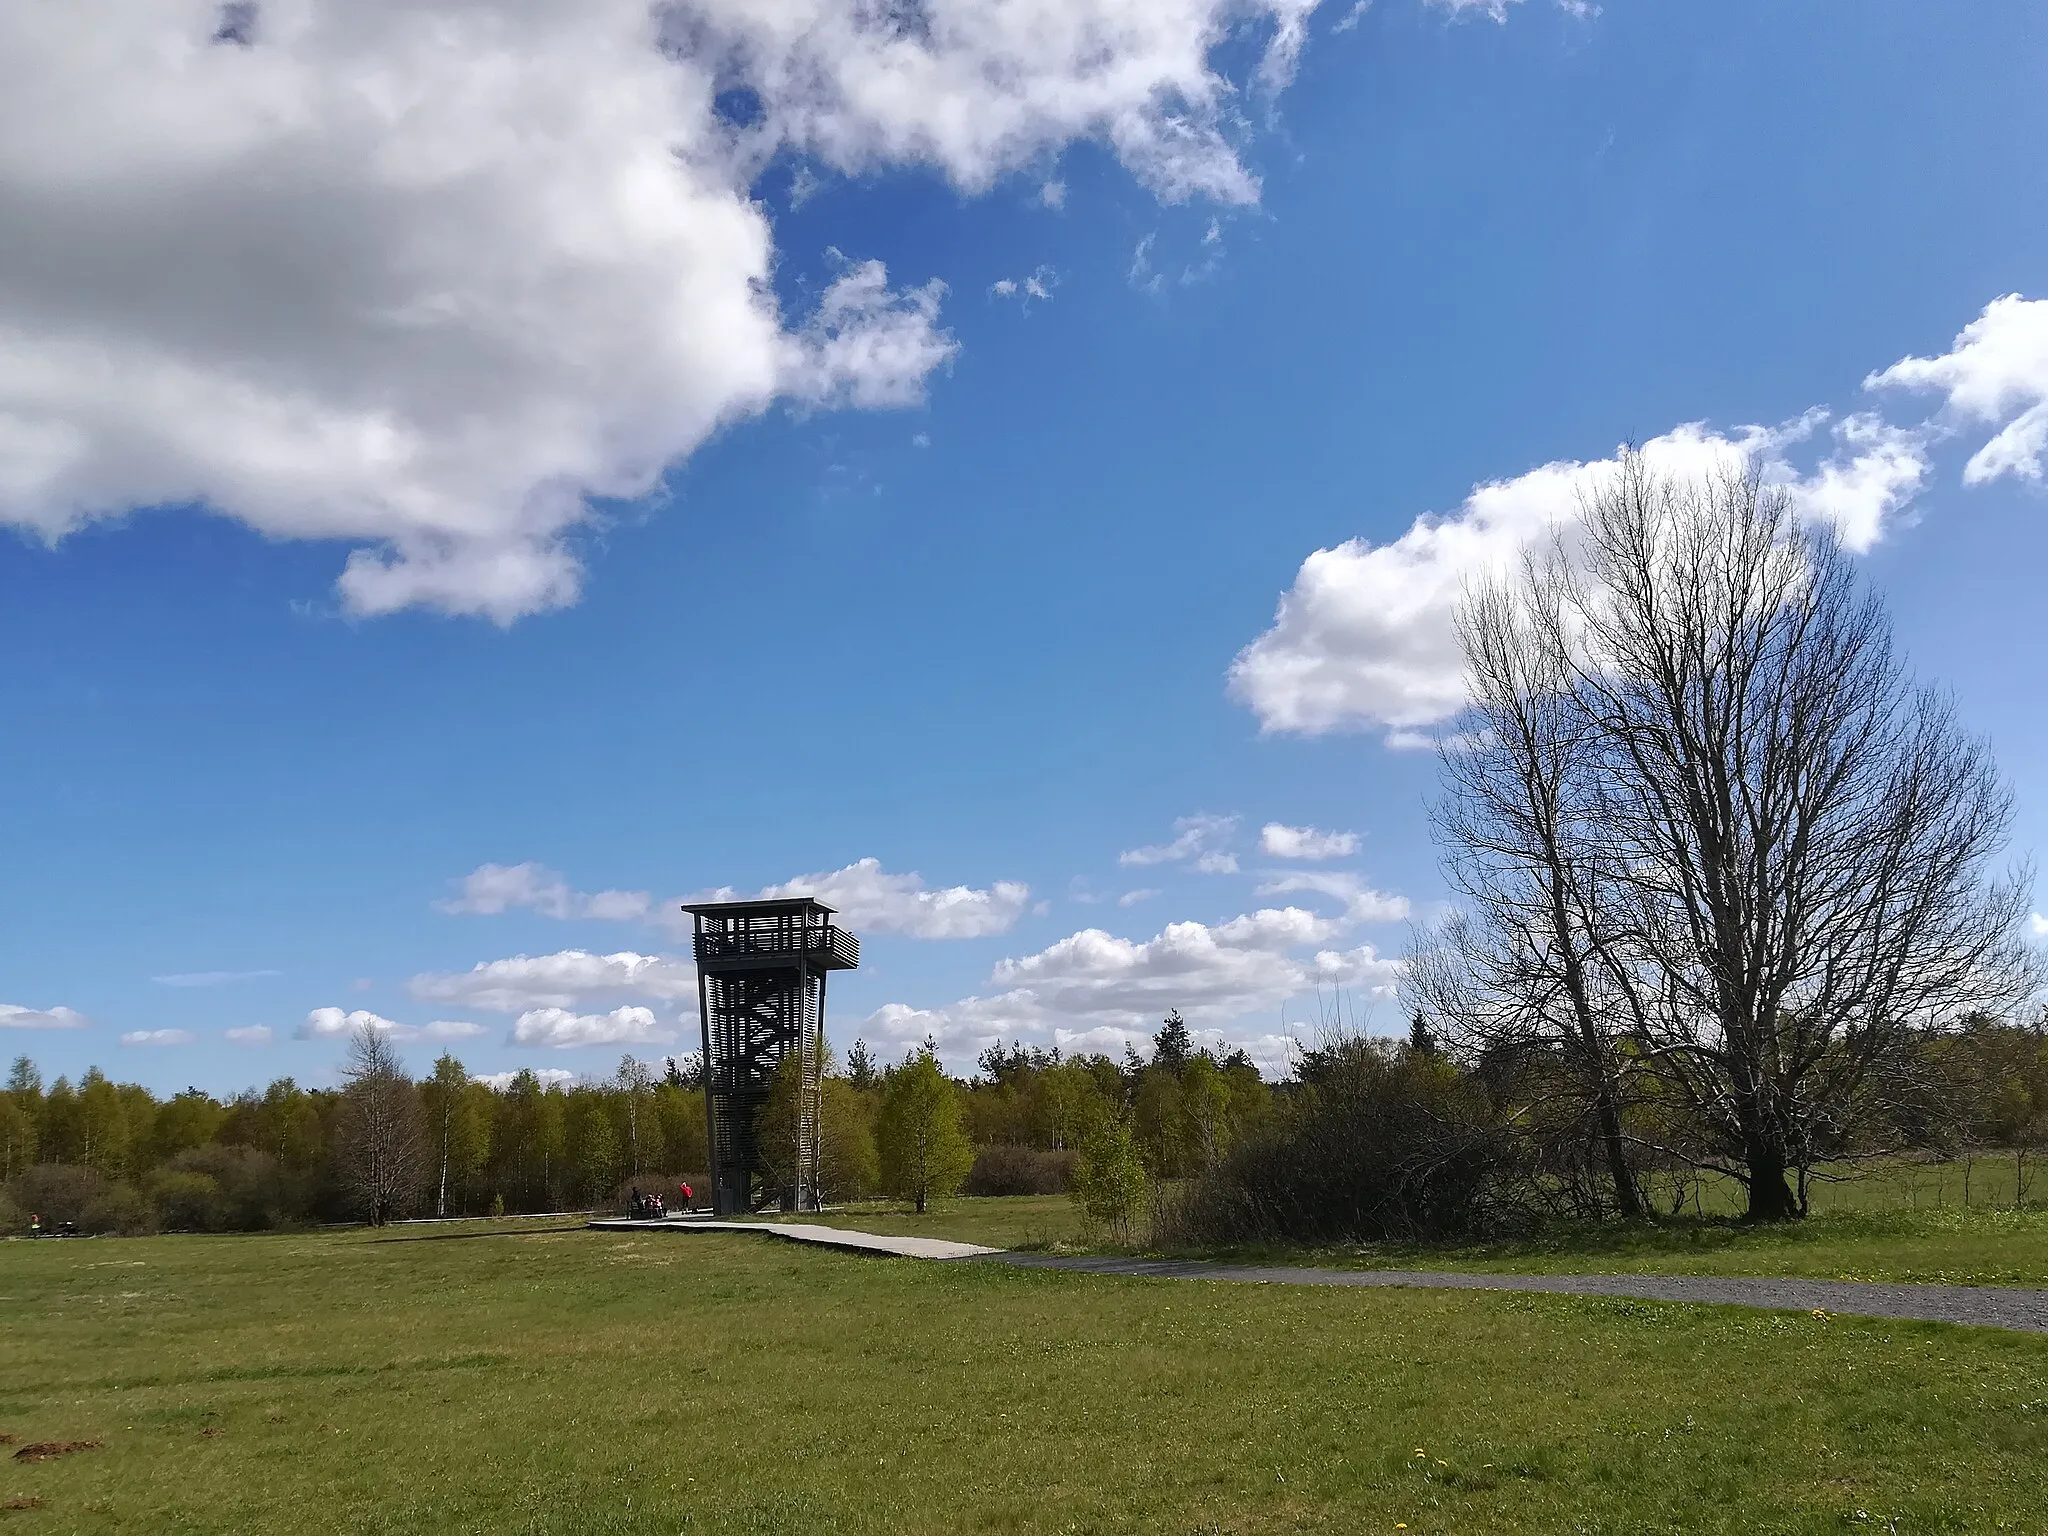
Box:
[0,1013,1271,1234]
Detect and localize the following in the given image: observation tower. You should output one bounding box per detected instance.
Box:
[683,897,859,1215]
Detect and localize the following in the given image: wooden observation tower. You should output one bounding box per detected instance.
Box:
[683,897,859,1215]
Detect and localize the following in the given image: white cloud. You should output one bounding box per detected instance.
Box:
[1120,813,1238,868]
[0,1,1313,623]
[121,1029,195,1046]
[297,1007,489,1042]
[680,858,1030,940]
[1260,822,1358,860]
[1254,870,1410,924]
[1427,0,1592,19]
[1040,180,1068,210]
[0,1003,90,1031]
[1229,416,1930,741]
[1128,233,1161,294]
[1119,889,1160,907]
[408,950,698,1014]
[152,969,280,987]
[225,1025,274,1045]
[1332,1,1371,32]
[437,862,650,923]
[2029,913,2048,939]
[1869,294,2048,485]
[1782,413,1929,553]
[475,1067,578,1091]
[988,267,1057,308]
[510,1006,676,1049]
[855,897,1401,1072]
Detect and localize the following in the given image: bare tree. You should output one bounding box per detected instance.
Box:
[336,1024,425,1226]
[1536,455,2031,1220]
[1414,567,1647,1218]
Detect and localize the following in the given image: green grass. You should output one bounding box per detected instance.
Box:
[4,1222,2048,1532]
[763,1184,2048,1288]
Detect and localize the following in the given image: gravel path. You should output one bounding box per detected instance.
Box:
[988,1253,2048,1334]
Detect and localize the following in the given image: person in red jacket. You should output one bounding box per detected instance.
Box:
[677,1181,693,1212]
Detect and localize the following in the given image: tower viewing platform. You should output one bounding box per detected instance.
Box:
[684,898,859,971]
[684,896,858,1215]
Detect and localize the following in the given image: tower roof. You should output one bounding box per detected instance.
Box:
[679,896,838,918]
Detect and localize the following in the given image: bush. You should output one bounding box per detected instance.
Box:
[167,1145,297,1229]
[966,1145,1078,1196]
[80,1180,154,1235]
[0,1186,22,1234]
[1072,1117,1149,1243]
[146,1169,224,1231]
[10,1164,110,1226]
[1160,1037,1528,1247]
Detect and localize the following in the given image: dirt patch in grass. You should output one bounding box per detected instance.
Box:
[2,1494,47,1511]
[12,1440,102,1463]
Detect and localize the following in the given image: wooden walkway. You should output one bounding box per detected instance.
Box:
[587,1215,1000,1260]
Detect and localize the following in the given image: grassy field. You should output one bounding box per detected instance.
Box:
[769,1173,2048,1287]
[6,1221,2048,1533]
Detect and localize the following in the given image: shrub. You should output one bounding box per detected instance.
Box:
[145,1169,224,1231]
[79,1180,153,1235]
[965,1145,1077,1196]
[167,1144,297,1229]
[0,1186,22,1234]
[1160,1036,1527,1247]
[10,1164,110,1226]
[1071,1116,1148,1243]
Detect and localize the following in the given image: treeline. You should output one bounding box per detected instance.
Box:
[0,1010,1274,1234]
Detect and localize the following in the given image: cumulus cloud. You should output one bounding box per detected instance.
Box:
[0,1003,90,1031]
[1230,416,1930,741]
[1869,294,2048,485]
[408,950,698,1014]
[2030,913,2048,939]
[437,863,651,923]
[0,0,1317,621]
[679,858,1031,940]
[858,903,1400,1069]
[1260,823,1358,860]
[1254,870,1409,923]
[225,1025,274,1045]
[121,1029,195,1046]
[509,1005,676,1049]
[1120,813,1239,869]
[475,1067,578,1091]
[297,1007,489,1042]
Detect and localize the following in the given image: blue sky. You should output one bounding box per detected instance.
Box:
[3,0,2046,1093]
